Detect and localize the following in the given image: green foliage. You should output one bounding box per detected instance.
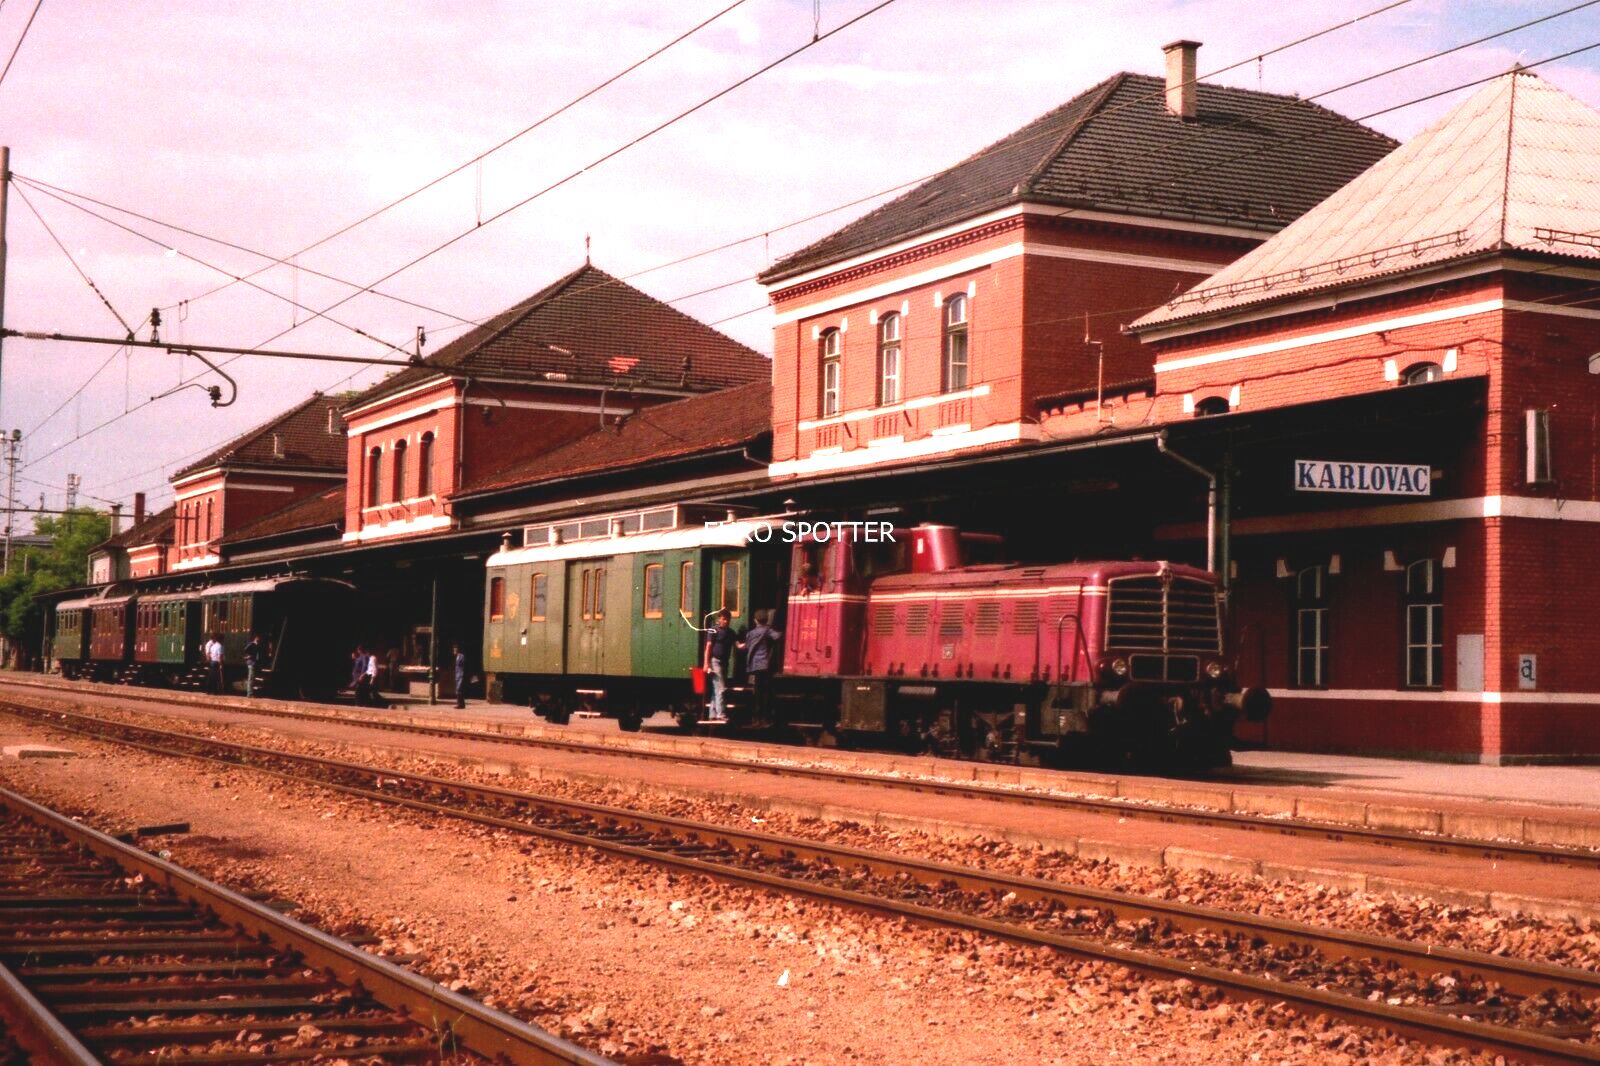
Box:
[0,508,111,642]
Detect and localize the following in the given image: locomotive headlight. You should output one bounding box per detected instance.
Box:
[1109,657,1128,677]
[1206,660,1224,679]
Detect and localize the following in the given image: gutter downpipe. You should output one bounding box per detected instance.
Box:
[1155,431,1216,577]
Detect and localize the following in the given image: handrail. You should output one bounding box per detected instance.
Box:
[1053,612,1090,685]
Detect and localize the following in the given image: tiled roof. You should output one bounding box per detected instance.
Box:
[457,380,771,498]
[344,264,770,411]
[1136,71,1600,330]
[221,486,345,545]
[761,73,1396,284]
[99,505,175,550]
[173,391,354,479]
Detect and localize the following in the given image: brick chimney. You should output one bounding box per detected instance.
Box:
[133,492,146,528]
[110,502,123,536]
[1163,40,1200,120]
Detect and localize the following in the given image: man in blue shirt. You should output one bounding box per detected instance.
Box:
[702,610,735,722]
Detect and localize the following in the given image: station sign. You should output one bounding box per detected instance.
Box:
[1294,459,1431,497]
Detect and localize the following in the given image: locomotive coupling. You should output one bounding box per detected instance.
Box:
[1223,687,1273,722]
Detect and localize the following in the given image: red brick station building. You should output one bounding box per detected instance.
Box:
[59,45,1600,764]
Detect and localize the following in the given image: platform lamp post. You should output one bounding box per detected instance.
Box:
[428,577,439,706]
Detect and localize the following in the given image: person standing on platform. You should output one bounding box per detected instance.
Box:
[364,647,382,708]
[353,646,372,707]
[243,633,261,698]
[452,644,467,709]
[742,610,782,723]
[205,634,225,695]
[702,610,735,722]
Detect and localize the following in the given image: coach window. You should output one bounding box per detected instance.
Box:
[366,446,382,507]
[593,568,606,619]
[720,560,742,618]
[489,577,506,621]
[530,573,547,621]
[580,570,593,620]
[819,328,842,417]
[878,312,901,406]
[643,563,664,619]
[1404,558,1443,688]
[1294,565,1328,688]
[417,432,434,496]
[942,293,969,393]
[392,439,408,501]
[679,560,694,616]
[1402,362,1442,386]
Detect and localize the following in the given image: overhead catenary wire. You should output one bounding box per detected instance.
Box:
[0,0,41,93]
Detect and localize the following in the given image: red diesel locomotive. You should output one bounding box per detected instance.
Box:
[774,524,1268,768]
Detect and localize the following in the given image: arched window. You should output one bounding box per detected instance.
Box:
[942,293,969,393]
[392,439,408,501]
[877,313,901,406]
[1294,565,1328,688]
[417,432,434,496]
[366,447,382,507]
[1194,395,1230,417]
[1588,352,1600,375]
[1404,558,1443,688]
[819,328,842,417]
[1402,362,1442,386]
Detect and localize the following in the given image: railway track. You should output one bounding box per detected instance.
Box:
[0,779,610,1065]
[4,678,1595,872]
[8,700,1600,1063]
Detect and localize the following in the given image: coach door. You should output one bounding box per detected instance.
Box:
[566,561,608,676]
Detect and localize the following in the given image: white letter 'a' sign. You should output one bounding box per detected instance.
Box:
[1294,459,1431,497]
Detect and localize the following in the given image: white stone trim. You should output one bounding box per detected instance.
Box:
[769,421,1041,478]
[341,375,452,420]
[1153,299,1506,374]
[171,553,220,571]
[1157,494,1600,538]
[776,240,1223,327]
[173,482,296,504]
[341,512,455,543]
[797,383,991,432]
[464,398,633,416]
[1275,688,1600,705]
[349,397,458,435]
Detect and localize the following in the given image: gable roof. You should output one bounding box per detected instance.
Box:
[98,505,176,551]
[344,264,770,412]
[173,392,352,480]
[1136,70,1600,330]
[221,486,345,546]
[456,379,771,498]
[760,72,1397,284]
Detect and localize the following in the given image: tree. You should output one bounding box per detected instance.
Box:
[0,508,111,663]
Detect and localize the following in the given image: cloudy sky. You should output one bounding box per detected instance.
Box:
[1,0,1598,518]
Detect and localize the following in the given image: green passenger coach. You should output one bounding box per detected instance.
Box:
[483,506,778,731]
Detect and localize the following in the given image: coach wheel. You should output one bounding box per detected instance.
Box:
[618,711,642,733]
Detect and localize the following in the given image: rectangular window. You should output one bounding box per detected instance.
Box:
[1296,608,1328,687]
[679,560,694,617]
[942,294,969,393]
[593,567,606,620]
[489,576,505,621]
[643,563,664,618]
[720,560,742,617]
[1406,603,1443,687]
[530,573,547,621]
[581,569,592,620]
[1526,408,1552,484]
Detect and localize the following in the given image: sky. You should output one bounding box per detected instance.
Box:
[1,0,1598,520]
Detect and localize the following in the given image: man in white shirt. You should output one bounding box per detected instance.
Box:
[204,635,224,695]
[364,647,381,708]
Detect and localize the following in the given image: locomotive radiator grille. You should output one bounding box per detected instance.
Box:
[1106,575,1222,656]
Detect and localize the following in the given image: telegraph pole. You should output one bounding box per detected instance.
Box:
[2,429,19,574]
[0,146,9,422]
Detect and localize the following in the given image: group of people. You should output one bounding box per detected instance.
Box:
[349,643,469,709]
[701,609,782,723]
[199,633,264,697]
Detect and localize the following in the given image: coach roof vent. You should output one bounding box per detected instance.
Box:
[1163,39,1200,120]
